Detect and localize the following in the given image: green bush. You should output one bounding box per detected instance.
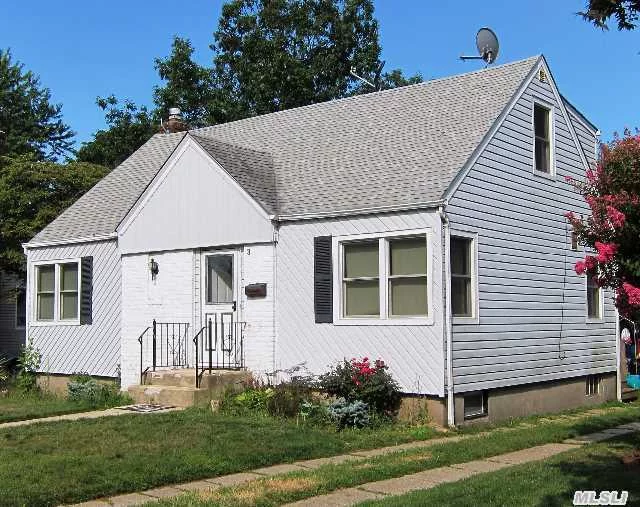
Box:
[327,398,370,429]
[266,380,315,418]
[318,357,401,416]
[15,344,41,393]
[67,373,131,408]
[0,355,8,387]
[221,387,275,416]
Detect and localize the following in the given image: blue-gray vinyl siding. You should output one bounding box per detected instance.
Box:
[0,271,25,358]
[448,75,615,393]
[27,240,121,377]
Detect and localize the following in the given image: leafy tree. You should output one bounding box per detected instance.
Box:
[0,155,108,274]
[153,37,217,128]
[0,49,74,161]
[566,130,640,319]
[580,0,640,30]
[76,96,156,169]
[212,0,420,119]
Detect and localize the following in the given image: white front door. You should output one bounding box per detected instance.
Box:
[201,249,241,368]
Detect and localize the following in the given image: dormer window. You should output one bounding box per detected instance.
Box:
[534,103,552,174]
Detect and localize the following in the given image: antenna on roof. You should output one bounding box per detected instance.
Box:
[460,27,499,66]
[350,60,385,91]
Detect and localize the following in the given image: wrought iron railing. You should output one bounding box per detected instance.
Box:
[193,315,245,387]
[138,320,190,382]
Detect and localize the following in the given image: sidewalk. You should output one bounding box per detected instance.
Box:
[0,406,181,430]
[69,418,640,507]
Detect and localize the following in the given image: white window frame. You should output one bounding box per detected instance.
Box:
[532,100,556,179]
[332,229,433,326]
[31,258,82,326]
[450,231,479,324]
[585,275,604,324]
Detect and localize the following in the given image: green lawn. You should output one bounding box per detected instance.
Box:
[360,433,640,507]
[153,403,640,507]
[0,407,437,506]
[0,391,105,423]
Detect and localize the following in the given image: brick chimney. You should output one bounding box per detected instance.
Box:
[159,107,188,134]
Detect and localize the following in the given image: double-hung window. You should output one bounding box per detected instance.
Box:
[534,103,553,174]
[34,261,80,323]
[586,276,602,320]
[339,233,430,322]
[450,237,474,318]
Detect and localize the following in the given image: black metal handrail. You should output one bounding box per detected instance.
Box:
[139,320,190,383]
[193,315,245,387]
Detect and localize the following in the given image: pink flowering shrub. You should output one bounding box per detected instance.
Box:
[566,129,640,319]
[318,357,401,416]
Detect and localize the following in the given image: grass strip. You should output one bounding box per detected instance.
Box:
[358,432,640,506]
[152,404,640,507]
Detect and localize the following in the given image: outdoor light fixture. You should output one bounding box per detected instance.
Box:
[149,257,159,280]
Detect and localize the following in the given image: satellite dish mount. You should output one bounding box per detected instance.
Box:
[460,27,499,65]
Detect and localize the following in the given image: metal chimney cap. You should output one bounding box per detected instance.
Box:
[168,107,181,118]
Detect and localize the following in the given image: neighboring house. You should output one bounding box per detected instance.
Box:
[0,270,26,359]
[23,55,618,425]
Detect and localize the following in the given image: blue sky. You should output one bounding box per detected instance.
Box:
[3,1,639,148]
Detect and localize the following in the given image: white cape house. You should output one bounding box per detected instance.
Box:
[23,56,619,425]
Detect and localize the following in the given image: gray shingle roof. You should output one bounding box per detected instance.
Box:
[30,132,186,244]
[30,56,539,245]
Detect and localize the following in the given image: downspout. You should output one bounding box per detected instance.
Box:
[615,306,621,402]
[438,205,455,426]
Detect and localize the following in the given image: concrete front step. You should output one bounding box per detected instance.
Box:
[143,369,250,390]
[128,385,212,408]
[129,369,251,407]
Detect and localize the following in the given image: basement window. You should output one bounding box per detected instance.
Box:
[586,374,601,396]
[463,391,488,419]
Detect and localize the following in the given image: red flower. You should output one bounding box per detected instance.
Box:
[623,283,640,307]
[575,260,587,276]
[605,206,626,229]
[595,242,618,263]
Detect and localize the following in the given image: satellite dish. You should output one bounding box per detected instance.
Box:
[460,27,499,65]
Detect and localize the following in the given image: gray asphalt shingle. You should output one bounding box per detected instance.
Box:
[30,57,539,244]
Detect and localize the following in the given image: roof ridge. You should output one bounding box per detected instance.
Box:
[190,55,541,136]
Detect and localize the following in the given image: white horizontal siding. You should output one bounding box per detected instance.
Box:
[0,271,25,358]
[448,73,615,393]
[276,210,445,396]
[27,240,121,377]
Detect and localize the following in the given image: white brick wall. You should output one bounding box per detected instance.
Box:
[121,250,195,388]
[120,244,276,388]
[241,244,276,377]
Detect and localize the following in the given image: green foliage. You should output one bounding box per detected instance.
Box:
[76,96,156,169]
[15,343,41,393]
[153,37,217,128]
[0,49,74,161]
[266,380,316,418]
[327,398,370,429]
[318,357,401,416]
[221,386,275,415]
[580,0,640,30]
[212,0,420,120]
[67,372,131,408]
[0,154,108,273]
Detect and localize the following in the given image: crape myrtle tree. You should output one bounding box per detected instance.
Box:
[566,131,640,320]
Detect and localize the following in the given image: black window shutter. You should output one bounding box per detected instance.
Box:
[80,256,93,325]
[314,236,333,323]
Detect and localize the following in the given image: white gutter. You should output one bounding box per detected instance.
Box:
[438,204,455,427]
[276,200,446,222]
[23,232,117,250]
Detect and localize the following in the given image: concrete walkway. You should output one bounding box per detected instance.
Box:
[68,418,640,507]
[0,406,181,430]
